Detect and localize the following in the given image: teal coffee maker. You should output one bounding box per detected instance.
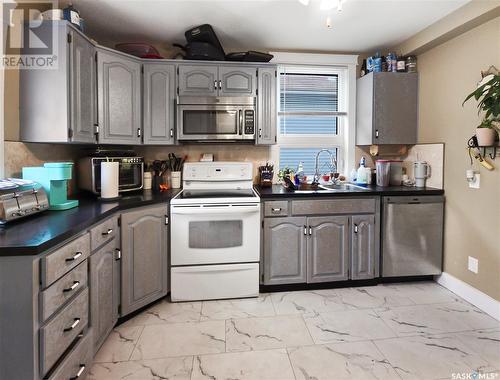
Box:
[23,162,79,210]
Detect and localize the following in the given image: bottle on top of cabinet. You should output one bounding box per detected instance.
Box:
[396,56,406,72]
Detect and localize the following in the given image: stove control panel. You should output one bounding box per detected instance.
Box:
[183,162,253,182]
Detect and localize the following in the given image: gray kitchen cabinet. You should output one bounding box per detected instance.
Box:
[178,65,218,96]
[120,205,169,316]
[263,217,307,285]
[351,215,376,280]
[70,29,97,143]
[97,48,142,145]
[307,216,349,283]
[89,238,120,353]
[356,72,418,145]
[219,66,257,96]
[143,63,176,145]
[20,22,96,143]
[256,67,277,145]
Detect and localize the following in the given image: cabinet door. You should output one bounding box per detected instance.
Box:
[351,215,376,280]
[143,63,176,145]
[307,216,349,283]
[120,205,168,316]
[178,65,218,96]
[97,49,142,144]
[219,66,257,97]
[89,238,119,353]
[373,73,418,144]
[256,67,277,145]
[69,31,96,143]
[263,217,307,285]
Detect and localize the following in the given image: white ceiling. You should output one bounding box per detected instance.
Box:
[71,0,469,55]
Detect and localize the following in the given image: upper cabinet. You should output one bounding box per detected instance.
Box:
[19,22,277,146]
[178,64,257,97]
[143,63,176,145]
[219,66,256,96]
[97,48,142,145]
[256,67,277,145]
[356,72,418,145]
[178,65,218,96]
[20,23,97,143]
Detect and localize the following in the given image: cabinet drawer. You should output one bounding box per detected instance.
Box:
[264,201,289,217]
[40,288,89,376]
[42,233,90,288]
[292,198,376,215]
[40,261,88,322]
[90,216,119,251]
[46,332,93,380]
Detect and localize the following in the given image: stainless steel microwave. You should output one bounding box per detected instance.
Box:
[77,156,144,194]
[177,96,256,141]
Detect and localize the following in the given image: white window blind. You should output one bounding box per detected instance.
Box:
[277,65,347,176]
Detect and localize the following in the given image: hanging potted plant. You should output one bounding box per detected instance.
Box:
[463,72,500,146]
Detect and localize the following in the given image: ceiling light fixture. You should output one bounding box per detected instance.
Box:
[298,0,310,5]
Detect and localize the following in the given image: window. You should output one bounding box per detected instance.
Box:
[276,65,348,177]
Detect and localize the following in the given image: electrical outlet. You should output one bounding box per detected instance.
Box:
[468,173,480,189]
[468,256,479,274]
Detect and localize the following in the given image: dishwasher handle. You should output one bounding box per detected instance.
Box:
[384,196,444,205]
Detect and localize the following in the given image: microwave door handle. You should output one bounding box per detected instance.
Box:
[238,110,243,135]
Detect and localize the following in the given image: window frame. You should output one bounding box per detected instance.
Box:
[269,52,358,178]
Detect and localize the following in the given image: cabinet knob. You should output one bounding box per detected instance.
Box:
[271,208,281,213]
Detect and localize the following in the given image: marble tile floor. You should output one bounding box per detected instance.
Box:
[89,282,499,380]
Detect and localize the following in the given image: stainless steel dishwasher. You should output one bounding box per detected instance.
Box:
[382,196,444,277]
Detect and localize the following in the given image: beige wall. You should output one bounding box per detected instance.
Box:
[417,17,500,300]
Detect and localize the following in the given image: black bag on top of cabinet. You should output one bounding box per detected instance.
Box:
[184,24,226,56]
[173,42,226,61]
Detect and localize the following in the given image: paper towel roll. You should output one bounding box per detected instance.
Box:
[100,161,119,199]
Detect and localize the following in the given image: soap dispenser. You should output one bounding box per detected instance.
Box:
[356,156,368,184]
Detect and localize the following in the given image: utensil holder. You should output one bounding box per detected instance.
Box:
[171,171,181,189]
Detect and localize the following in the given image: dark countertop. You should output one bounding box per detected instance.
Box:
[254,184,445,198]
[0,189,180,257]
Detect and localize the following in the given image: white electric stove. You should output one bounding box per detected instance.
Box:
[170,162,261,302]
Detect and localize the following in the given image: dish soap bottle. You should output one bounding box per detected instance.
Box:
[295,162,305,185]
[356,156,368,184]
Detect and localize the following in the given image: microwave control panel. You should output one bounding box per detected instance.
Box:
[244,110,255,135]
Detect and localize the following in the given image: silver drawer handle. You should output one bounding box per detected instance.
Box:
[65,252,82,262]
[354,224,359,233]
[102,228,113,236]
[271,208,281,213]
[63,281,80,293]
[70,364,85,380]
[64,318,81,332]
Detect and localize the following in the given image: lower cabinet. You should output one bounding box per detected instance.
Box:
[120,205,169,316]
[351,215,376,280]
[307,216,349,283]
[262,205,377,285]
[89,238,120,353]
[263,217,307,285]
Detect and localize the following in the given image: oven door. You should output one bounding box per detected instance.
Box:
[177,104,246,141]
[170,203,261,265]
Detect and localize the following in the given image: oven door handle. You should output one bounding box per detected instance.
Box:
[171,205,260,215]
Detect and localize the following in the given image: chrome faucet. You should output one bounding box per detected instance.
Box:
[312,149,337,185]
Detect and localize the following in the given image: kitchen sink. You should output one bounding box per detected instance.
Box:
[318,183,369,191]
